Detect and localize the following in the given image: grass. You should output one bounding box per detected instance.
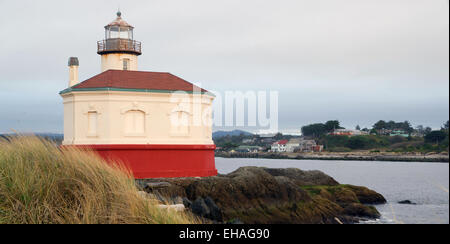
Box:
[0,135,198,224]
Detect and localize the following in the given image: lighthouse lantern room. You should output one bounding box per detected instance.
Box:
[60,12,217,179]
[97,11,141,72]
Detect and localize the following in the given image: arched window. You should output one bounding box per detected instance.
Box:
[124,110,145,135]
[170,104,191,136]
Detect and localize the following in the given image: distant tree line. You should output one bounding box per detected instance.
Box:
[372,120,414,134]
[301,120,343,137]
[301,120,449,153]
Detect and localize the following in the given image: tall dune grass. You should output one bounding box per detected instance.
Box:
[0,136,197,224]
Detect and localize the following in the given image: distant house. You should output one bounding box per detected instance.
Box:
[298,139,317,152]
[286,138,301,153]
[271,140,288,152]
[329,129,369,136]
[376,129,392,135]
[390,130,409,137]
[312,145,324,152]
[236,145,262,153]
[411,132,424,137]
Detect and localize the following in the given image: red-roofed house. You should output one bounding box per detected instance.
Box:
[60,12,217,179]
[271,140,288,152]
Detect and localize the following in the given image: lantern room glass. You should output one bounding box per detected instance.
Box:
[105,26,134,40]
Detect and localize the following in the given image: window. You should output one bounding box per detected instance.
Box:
[124,110,145,135]
[123,59,129,70]
[170,111,190,136]
[87,112,98,136]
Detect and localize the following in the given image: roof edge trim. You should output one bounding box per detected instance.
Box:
[59,87,216,97]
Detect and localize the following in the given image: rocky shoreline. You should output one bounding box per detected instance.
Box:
[216,152,449,163]
[136,167,386,224]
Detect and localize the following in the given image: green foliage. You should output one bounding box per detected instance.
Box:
[388,135,407,144]
[0,136,197,224]
[223,142,239,150]
[214,133,256,149]
[302,120,343,138]
[324,120,343,132]
[425,130,447,144]
[274,132,284,140]
[373,120,387,130]
[320,135,390,151]
[442,120,449,132]
[346,136,370,150]
[373,120,413,134]
[302,123,327,137]
[320,135,349,149]
[327,147,352,152]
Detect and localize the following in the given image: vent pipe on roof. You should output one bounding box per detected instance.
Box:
[68,57,79,87]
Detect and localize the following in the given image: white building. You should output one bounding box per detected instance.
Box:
[59,11,217,179]
[299,139,318,152]
[329,129,369,136]
[271,140,288,152]
[286,138,301,153]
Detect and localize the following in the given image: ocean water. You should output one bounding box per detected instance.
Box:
[215,157,449,224]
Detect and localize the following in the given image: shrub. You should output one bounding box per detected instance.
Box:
[328,147,352,152]
[425,131,447,144]
[346,136,370,150]
[0,136,197,224]
[388,136,406,144]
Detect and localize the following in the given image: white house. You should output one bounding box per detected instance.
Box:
[271,140,288,152]
[286,138,301,153]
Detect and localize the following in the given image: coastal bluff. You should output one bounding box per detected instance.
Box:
[136,167,386,224]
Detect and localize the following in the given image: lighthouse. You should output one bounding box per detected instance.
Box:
[60,12,217,179]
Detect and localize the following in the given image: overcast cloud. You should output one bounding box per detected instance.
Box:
[0,0,448,133]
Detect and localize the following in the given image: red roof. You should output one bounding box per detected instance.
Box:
[68,70,209,93]
[275,140,288,145]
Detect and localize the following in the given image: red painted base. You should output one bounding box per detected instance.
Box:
[69,144,217,179]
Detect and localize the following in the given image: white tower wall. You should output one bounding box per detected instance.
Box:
[101,53,138,72]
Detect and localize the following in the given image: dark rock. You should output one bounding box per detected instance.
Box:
[182,197,192,208]
[345,185,387,204]
[189,197,224,222]
[334,187,359,204]
[398,200,416,205]
[263,168,339,186]
[191,198,210,218]
[343,203,381,219]
[145,182,172,190]
[138,166,385,224]
[204,197,223,222]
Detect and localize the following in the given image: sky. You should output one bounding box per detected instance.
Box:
[0,0,448,134]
